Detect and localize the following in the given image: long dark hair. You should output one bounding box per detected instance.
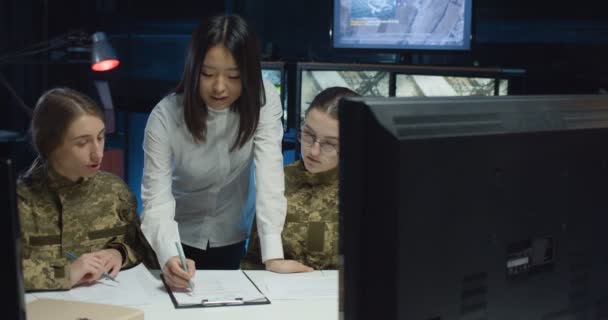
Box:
[27,87,105,175]
[175,14,265,151]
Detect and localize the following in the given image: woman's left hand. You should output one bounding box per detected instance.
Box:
[264,259,314,273]
[94,248,123,278]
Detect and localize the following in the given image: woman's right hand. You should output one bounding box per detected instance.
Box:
[162,256,196,290]
[69,253,105,287]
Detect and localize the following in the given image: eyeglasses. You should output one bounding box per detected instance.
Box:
[297,131,339,155]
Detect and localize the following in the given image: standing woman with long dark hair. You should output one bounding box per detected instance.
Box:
[141,14,301,290]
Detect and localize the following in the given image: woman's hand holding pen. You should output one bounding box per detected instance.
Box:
[264,259,314,273]
[69,252,105,287]
[163,256,196,290]
[94,248,123,278]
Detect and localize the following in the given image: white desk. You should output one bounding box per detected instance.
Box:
[26,269,339,320]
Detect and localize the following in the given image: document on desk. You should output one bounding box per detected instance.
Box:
[30,263,167,306]
[164,270,270,308]
[257,270,338,300]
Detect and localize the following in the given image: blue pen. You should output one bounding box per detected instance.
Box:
[175,242,194,291]
[65,251,119,283]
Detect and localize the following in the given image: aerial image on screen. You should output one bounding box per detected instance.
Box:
[300,70,389,122]
[262,69,286,122]
[396,75,509,97]
[334,0,471,50]
[262,69,283,95]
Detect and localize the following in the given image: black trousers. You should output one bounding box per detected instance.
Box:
[182,241,246,270]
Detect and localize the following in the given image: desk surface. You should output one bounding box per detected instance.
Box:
[26,270,339,320]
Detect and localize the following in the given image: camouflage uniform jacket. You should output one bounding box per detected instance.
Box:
[243,160,339,269]
[18,165,145,291]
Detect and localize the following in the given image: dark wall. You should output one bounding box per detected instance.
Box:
[41,0,225,112]
[241,0,608,95]
[0,0,44,133]
[472,0,608,94]
[1,0,225,118]
[2,0,608,131]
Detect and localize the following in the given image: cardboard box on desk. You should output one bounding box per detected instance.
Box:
[26,298,143,320]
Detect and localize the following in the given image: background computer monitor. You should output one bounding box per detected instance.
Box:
[333,0,473,50]
[298,68,390,125]
[395,74,509,97]
[340,94,608,319]
[261,61,288,127]
[295,63,525,135]
[1,158,26,320]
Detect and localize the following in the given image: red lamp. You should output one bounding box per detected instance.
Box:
[90,32,120,72]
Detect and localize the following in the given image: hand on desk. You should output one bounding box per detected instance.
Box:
[163,256,196,290]
[264,259,314,273]
[69,252,106,287]
[94,248,123,278]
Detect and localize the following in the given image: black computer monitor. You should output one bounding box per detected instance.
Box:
[1,158,26,319]
[340,95,608,320]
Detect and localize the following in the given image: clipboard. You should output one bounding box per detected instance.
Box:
[161,270,270,308]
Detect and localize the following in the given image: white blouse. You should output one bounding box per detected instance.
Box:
[140,80,286,268]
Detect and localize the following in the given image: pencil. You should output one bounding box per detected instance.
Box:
[175,242,194,291]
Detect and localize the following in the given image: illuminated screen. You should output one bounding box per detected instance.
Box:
[261,68,285,122]
[396,74,509,97]
[300,70,389,123]
[333,0,472,50]
[498,79,509,95]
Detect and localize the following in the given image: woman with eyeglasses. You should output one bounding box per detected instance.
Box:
[243,86,359,272]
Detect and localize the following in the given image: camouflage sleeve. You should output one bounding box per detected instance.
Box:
[106,186,142,268]
[18,190,71,290]
[21,258,71,291]
[240,222,265,270]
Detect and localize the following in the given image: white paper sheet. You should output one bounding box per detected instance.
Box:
[30,263,167,306]
[255,271,338,300]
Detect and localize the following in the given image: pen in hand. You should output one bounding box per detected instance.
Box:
[175,242,195,291]
[65,251,119,283]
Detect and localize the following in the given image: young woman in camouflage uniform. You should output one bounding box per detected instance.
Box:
[243,87,359,271]
[18,88,146,290]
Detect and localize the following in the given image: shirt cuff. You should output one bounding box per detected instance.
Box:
[157,245,177,270]
[259,233,284,262]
